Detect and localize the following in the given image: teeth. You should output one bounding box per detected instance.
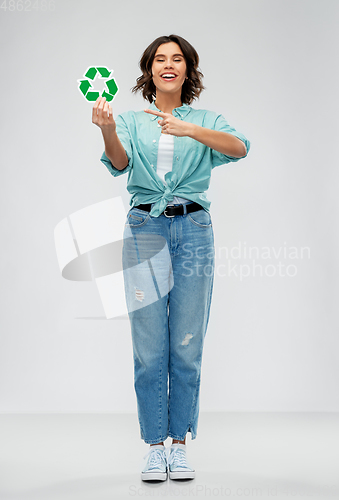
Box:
[162,74,176,78]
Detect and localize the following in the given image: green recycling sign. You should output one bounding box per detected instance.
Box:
[78,66,118,102]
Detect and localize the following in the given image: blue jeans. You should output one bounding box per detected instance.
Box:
[122,202,215,444]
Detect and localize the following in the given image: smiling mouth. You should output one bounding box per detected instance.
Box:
[160,75,178,82]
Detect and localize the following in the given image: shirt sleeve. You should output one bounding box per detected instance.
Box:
[100,114,133,177]
[211,114,251,169]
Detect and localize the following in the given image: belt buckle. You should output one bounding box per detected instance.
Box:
[163,207,175,218]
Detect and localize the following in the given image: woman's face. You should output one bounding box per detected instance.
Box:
[151,42,187,97]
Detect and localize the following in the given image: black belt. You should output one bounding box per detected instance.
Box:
[134,202,204,218]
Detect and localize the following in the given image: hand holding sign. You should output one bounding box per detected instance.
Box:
[144,109,192,137]
[92,96,116,134]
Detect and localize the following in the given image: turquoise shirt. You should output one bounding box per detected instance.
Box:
[100,100,250,217]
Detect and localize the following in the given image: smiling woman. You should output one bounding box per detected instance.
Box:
[92,33,251,483]
[131,34,205,107]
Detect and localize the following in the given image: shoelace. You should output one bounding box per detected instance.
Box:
[166,447,190,468]
[143,448,166,470]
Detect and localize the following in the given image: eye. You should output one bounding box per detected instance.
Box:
[155,58,183,62]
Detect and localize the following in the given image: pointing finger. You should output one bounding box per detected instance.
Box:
[144,109,166,117]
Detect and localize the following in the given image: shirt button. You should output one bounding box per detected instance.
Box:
[153,139,156,143]
[176,157,179,161]
[150,164,154,167]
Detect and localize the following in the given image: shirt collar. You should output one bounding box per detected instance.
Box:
[148,100,191,120]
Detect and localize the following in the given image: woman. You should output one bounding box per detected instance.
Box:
[92,34,250,482]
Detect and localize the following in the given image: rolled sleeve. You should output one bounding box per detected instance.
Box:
[100,114,133,177]
[211,114,251,168]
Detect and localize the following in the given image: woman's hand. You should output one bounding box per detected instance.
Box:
[92,96,116,133]
[144,109,193,137]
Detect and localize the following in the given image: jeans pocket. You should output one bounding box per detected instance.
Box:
[187,209,212,228]
[125,208,151,227]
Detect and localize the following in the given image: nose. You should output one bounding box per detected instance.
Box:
[164,59,174,68]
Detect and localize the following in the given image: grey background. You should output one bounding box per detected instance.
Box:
[0,0,338,413]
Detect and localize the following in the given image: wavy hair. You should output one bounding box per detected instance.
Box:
[131,34,205,105]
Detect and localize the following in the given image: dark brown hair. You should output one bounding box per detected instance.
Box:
[131,34,205,105]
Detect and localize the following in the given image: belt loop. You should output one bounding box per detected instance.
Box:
[183,203,187,216]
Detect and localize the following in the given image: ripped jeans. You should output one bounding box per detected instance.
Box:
[122,202,215,444]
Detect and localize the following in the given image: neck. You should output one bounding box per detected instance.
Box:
[154,91,182,114]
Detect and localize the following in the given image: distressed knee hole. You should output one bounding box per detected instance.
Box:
[181,333,193,345]
[135,287,144,302]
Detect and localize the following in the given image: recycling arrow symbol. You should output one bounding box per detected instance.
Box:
[77,66,118,102]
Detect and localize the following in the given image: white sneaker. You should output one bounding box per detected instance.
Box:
[166,443,195,480]
[141,445,167,481]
